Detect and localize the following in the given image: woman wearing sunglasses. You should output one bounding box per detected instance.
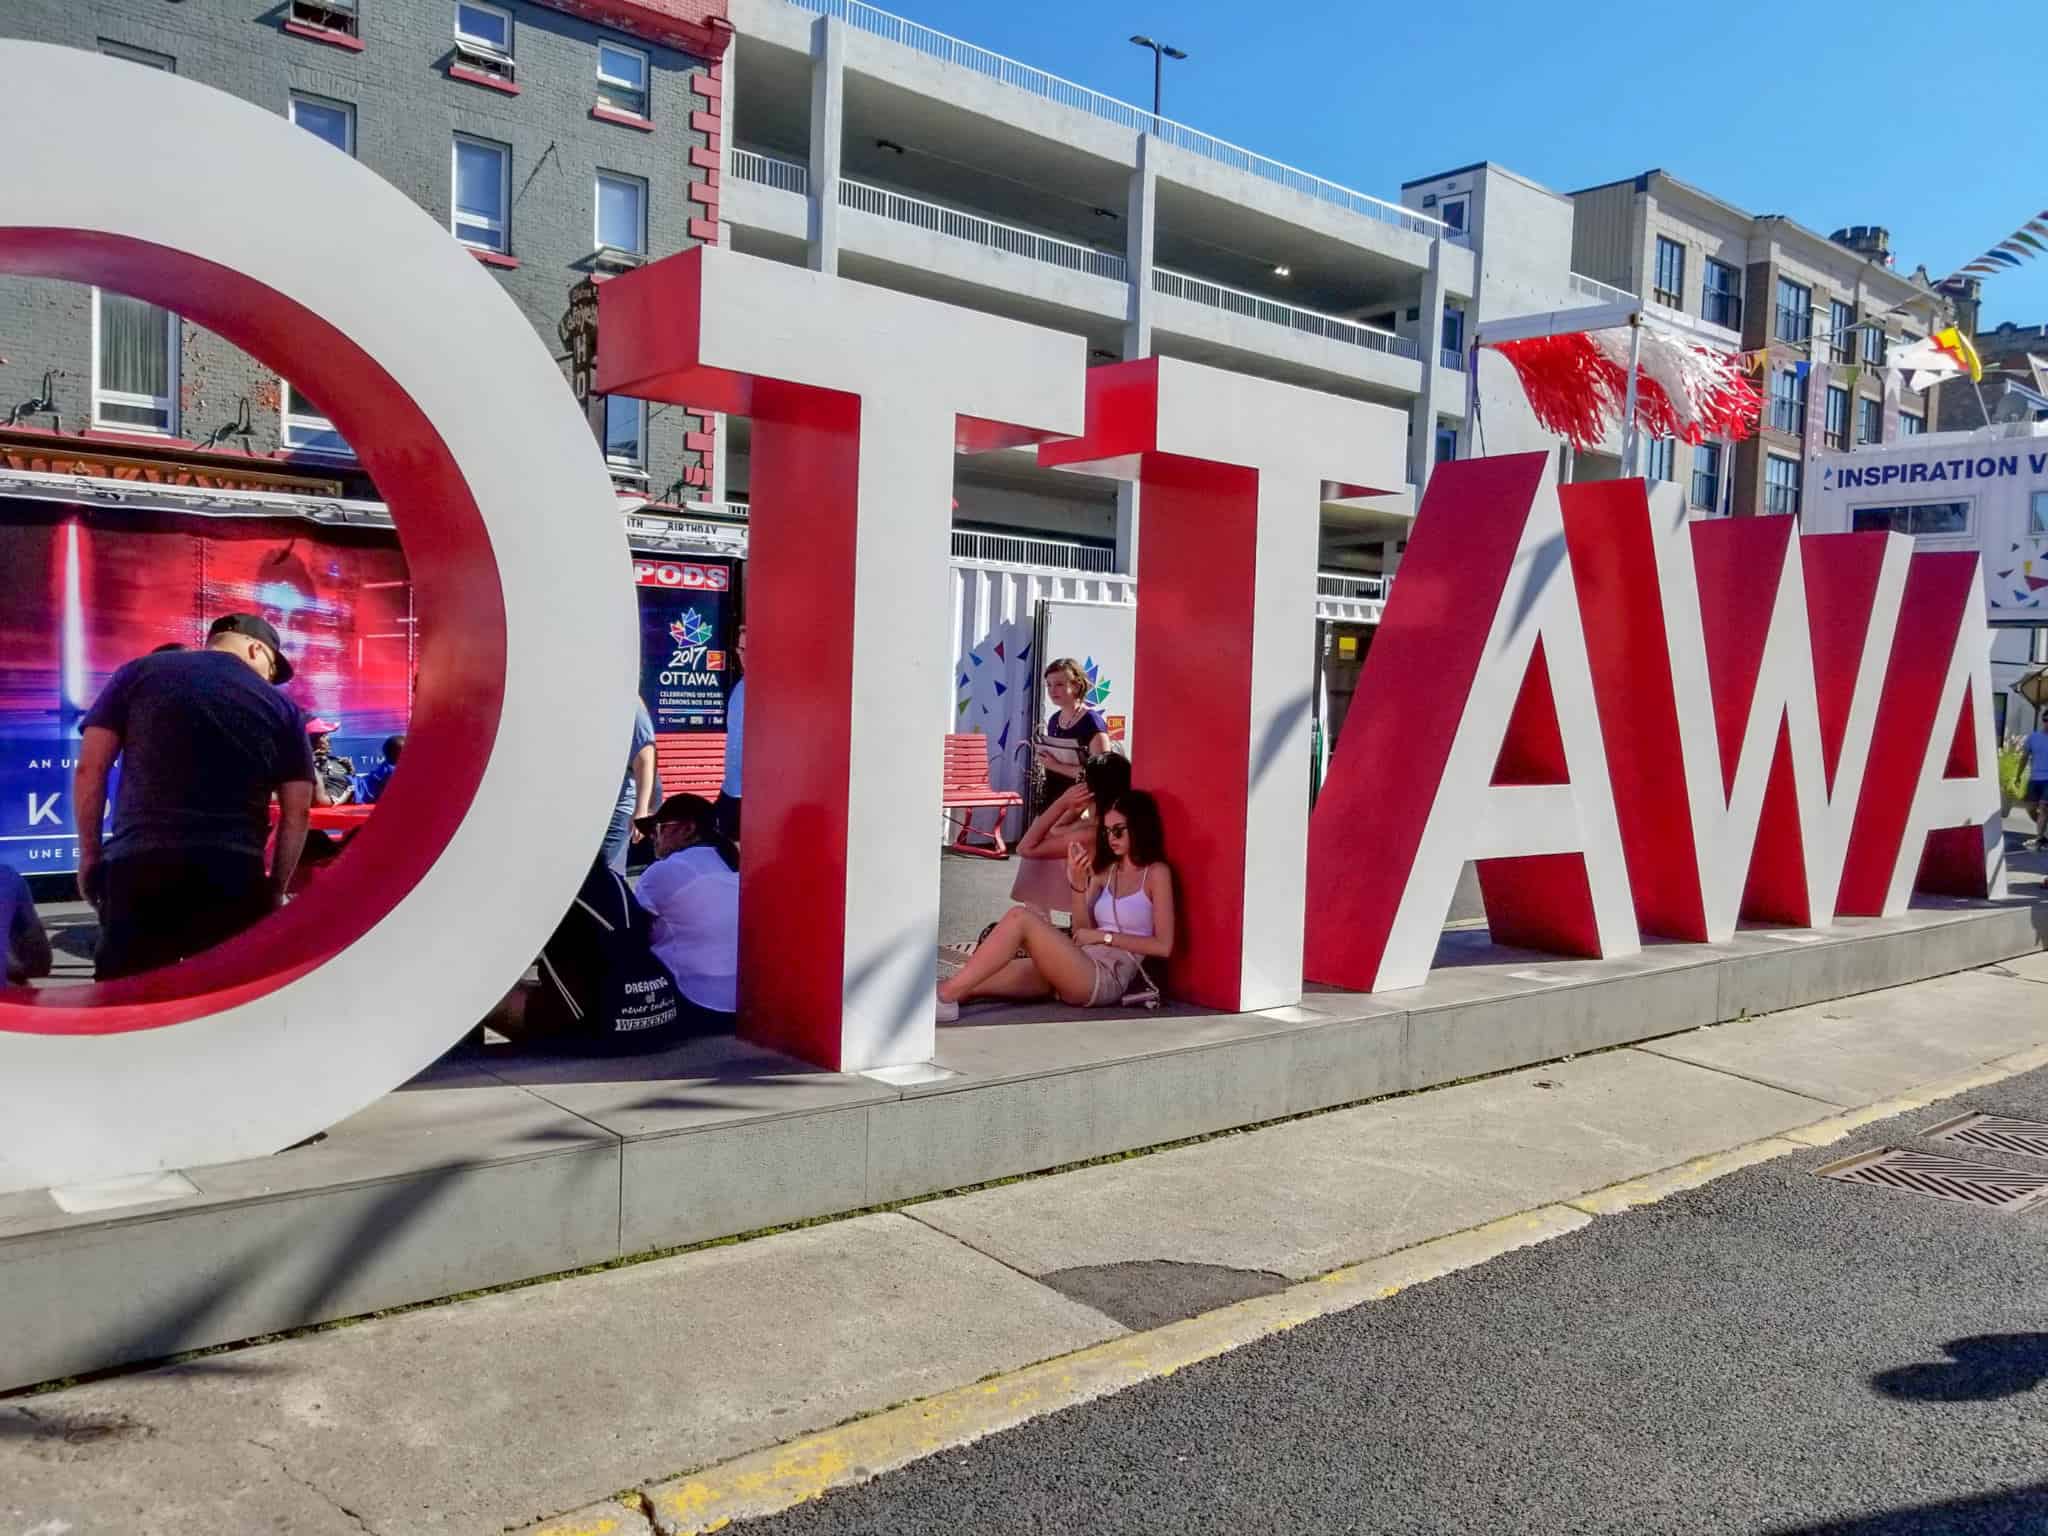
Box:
[937,790,1174,1019]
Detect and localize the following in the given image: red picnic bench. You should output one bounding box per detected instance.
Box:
[943,730,1023,859]
[655,732,727,797]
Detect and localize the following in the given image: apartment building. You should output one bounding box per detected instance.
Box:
[715,0,1490,580]
[1571,170,1952,520]
[0,0,728,505]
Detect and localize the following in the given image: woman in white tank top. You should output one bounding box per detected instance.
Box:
[937,790,1176,1019]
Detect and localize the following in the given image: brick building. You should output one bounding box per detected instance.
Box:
[0,0,731,508]
[1571,170,1952,519]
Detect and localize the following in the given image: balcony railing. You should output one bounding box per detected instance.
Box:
[1440,347,1467,372]
[1153,268,1421,359]
[839,179,1128,281]
[1569,272,1635,306]
[1317,571,1388,602]
[953,529,1117,572]
[731,148,809,196]
[785,0,1462,245]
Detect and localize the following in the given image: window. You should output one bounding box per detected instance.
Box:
[93,290,178,433]
[1857,397,1882,446]
[1828,300,1855,364]
[604,395,646,469]
[1644,436,1675,482]
[596,41,649,118]
[1440,307,1463,354]
[1769,367,1807,435]
[1775,277,1811,342]
[1434,424,1457,466]
[452,134,510,252]
[99,39,174,70]
[2032,490,2048,535]
[1861,323,1887,367]
[455,2,514,81]
[1824,386,1850,450]
[290,0,359,39]
[1701,259,1742,329]
[1437,195,1468,234]
[1850,501,1969,537]
[282,381,352,456]
[595,171,648,256]
[1901,411,1925,437]
[1653,237,1685,308]
[1764,454,1802,517]
[1691,441,1722,510]
[289,92,353,154]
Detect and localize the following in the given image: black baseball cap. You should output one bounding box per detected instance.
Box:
[635,792,716,836]
[208,613,295,684]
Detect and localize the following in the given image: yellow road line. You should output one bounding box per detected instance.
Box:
[518,1035,2048,1536]
[1566,1138,1806,1214]
[639,1206,1589,1534]
[519,1500,644,1536]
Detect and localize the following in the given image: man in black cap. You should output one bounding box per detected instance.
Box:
[72,613,317,981]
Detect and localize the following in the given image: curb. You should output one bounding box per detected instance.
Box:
[515,1035,2048,1536]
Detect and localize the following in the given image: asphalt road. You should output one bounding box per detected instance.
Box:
[739,1064,2048,1536]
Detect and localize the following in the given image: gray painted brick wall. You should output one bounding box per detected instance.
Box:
[0,0,712,499]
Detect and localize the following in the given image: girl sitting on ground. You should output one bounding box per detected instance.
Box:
[1007,750,1132,917]
[937,790,1174,1020]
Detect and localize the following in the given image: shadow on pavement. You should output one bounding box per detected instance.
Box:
[1871,1333,2048,1403]
[1764,1482,2048,1535]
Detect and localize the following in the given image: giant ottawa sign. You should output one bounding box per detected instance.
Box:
[0,47,2005,1193]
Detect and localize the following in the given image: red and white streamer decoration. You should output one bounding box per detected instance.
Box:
[1489,322,1761,451]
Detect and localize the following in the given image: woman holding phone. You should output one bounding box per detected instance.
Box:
[937,790,1173,1019]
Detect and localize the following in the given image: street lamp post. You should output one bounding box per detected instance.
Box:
[1128,34,1186,124]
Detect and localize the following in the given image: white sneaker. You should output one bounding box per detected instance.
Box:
[935,994,960,1024]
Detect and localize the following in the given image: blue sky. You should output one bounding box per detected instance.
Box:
[883,0,2045,332]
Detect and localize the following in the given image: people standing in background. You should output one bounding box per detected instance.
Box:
[72,613,314,981]
[601,697,660,873]
[2021,716,2048,849]
[305,718,355,807]
[715,624,745,844]
[632,793,740,1036]
[2,862,52,986]
[359,735,403,803]
[1035,657,1112,804]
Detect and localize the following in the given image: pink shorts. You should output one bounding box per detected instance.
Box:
[1082,944,1142,1007]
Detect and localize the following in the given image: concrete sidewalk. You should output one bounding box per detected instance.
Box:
[6,953,2048,1536]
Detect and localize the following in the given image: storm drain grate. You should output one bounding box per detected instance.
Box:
[1816,1148,2048,1211]
[1926,1112,2048,1162]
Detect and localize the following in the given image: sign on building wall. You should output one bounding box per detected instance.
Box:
[1809,431,2048,622]
[634,558,737,733]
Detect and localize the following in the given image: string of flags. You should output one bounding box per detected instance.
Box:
[1949,210,2048,284]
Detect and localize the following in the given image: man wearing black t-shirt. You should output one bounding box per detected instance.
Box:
[73,614,316,981]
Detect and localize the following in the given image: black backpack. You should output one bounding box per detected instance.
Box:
[532,862,685,1052]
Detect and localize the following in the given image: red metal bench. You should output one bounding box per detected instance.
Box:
[655,732,727,798]
[943,731,1023,859]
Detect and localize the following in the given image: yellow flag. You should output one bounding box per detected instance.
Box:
[1934,326,1984,383]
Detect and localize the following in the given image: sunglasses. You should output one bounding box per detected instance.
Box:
[1103,821,1130,837]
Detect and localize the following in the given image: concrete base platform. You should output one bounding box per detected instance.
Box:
[3,894,2041,1391]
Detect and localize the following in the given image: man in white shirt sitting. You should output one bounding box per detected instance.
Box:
[633,792,739,1031]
